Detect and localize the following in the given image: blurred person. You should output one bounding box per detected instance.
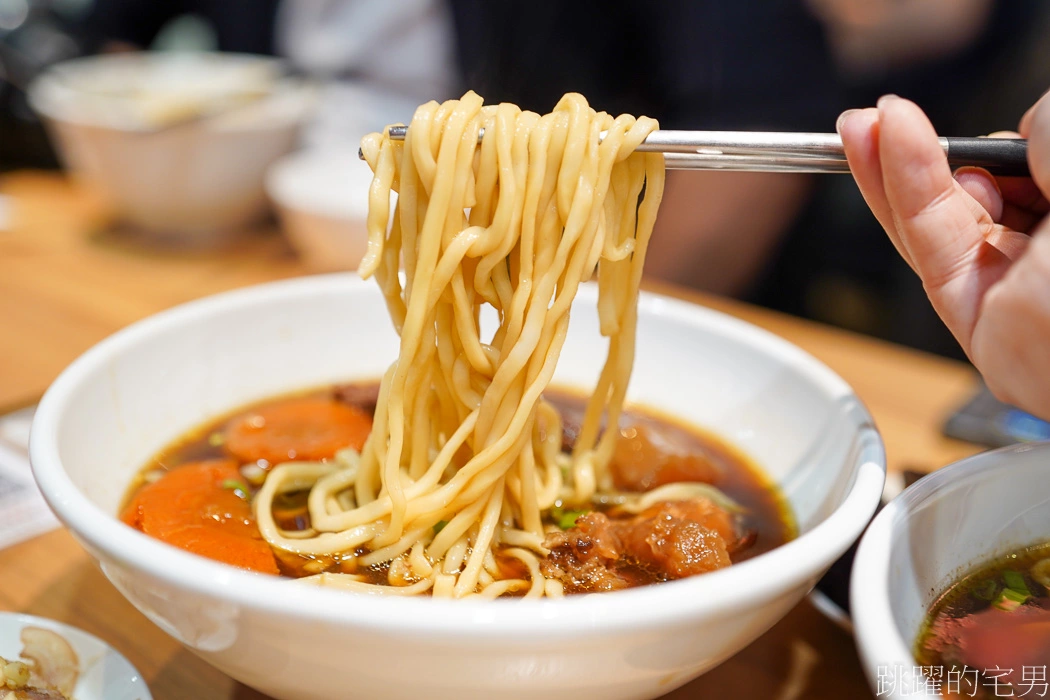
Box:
[748,0,1049,359]
[806,0,995,79]
[445,0,1046,314]
[449,0,839,296]
[1,1,91,169]
[839,93,1050,420]
[79,0,279,54]
[276,0,457,149]
[59,0,1050,368]
[279,0,1047,366]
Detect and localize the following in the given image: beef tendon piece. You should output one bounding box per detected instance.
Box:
[611,424,723,491]
[541,499,734,593]
[622,499,737,569]
[540,524,635,592]
[556,402,586,454]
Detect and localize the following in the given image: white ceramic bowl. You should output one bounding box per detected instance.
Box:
[266,148,374,271]
[30,274,885,700]
[852,442,1050,699]
[28,52,311,239]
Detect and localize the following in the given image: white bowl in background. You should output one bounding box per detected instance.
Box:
[30,274,885,700]
[28,52,312,239]
[852,442,1050,698]
[266,148,374,271]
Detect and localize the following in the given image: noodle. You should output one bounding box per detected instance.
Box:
[255,92,664,597]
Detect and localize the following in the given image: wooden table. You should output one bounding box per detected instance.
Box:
[0,171,985,699]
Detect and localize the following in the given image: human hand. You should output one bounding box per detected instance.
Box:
[838,93,1050,419]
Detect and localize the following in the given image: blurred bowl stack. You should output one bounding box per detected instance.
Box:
[266,146,375,271]
[28,52,312,242]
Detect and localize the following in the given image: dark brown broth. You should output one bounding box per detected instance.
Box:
[544,390,793,563]
[915,542,1050,698]
[125,383,794,583]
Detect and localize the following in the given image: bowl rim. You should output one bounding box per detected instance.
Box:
[30,273,886,637]
[850,441,1050,680]
[26,51,300,132]
[265,146,374,220]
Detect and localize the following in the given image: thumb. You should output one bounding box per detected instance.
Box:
[1021,93,1050,199]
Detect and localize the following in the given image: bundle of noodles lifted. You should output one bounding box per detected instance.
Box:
[121,92,791,598]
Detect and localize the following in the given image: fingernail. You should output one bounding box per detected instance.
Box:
[954,166,1002,195]
[836,109,859,133]
[877,94,901,109]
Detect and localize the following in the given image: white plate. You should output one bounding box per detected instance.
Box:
[0,612,151,700]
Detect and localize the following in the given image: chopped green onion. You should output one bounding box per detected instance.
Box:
[221,479,250,499]
[1003,570,1031,596]
[434,520,448,534]
[558,509,586,530]
[550,505,587,530]
[993,586,1031,612]
[208,432,225,447]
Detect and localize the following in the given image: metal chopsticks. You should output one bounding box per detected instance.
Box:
[373,125,1029,176]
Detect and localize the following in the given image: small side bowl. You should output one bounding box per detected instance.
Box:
[266,148,375,270]
[28,52,311,239]
[31,274,885,700]
[852,442,1050,698]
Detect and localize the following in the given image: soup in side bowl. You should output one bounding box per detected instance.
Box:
[852,442,1050,700]
[915,542,1050,698]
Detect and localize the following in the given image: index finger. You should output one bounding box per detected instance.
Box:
[838,107,917,271]
[877,95,1012,344]
[1022,91,1050,199]
[1018,89,1050,137]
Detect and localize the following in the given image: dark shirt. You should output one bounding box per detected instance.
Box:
[446,0,1049,361]
[81,0,279,55]
[448,0,843,131]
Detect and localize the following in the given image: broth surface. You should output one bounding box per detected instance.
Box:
[916,542,1050,698]
[122,383,794,592]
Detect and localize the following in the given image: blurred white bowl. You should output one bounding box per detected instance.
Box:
[28,52,311,239]
[852,442,1050,698]
[267,148,373,270]
[30,275,885,700]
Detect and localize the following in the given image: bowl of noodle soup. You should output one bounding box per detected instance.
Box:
[30,94,885,700]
